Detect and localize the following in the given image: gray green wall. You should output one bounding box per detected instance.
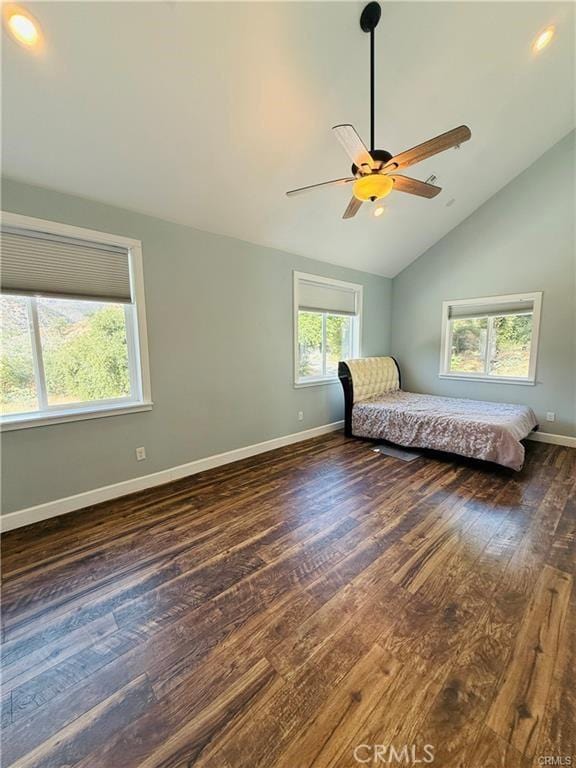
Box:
[3,131,574,515]
[391,131,576,437]
[1,178,392,514]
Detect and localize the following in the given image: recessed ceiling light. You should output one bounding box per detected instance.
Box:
[373,206,385,217]
[3,5,41,48]
[532,25,555,54]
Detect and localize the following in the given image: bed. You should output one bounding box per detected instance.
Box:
[338,357,538,471]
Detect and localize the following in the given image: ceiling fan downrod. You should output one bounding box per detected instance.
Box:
[360,2,381,154]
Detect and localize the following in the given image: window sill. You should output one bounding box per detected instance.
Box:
[0,401,153,431]
[294,378,341,389]
[438,373,536,386]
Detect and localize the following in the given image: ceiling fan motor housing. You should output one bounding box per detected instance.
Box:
[351,149,393,176]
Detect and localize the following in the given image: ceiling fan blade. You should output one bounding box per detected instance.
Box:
[384,125,471,172]
[343,197,362,219]
[332,124,374,172]
[390,175,442,198]
[286,177,355,197]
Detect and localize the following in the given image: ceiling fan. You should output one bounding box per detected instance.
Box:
[286,1,471,219]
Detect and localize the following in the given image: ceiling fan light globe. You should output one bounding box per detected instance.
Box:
[353,174,393,202]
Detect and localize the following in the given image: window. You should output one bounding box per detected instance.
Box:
[439,292,542,384]
[294,272,361,385]
[0,213,151,429]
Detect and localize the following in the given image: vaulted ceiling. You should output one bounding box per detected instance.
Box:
[3,2,574,276]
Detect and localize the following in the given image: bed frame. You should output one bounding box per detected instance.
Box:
[338,356,402,438]
[338,356,538,471]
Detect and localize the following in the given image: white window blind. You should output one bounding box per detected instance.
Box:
[448,297,534,320]
[0,227,132,303]
[297,278,358,316]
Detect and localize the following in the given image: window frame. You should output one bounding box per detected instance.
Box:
[438,291,542,385]
[293,271,362,388]
[1,212,152,430]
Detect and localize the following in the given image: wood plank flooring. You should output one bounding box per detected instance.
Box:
[1,433,575,767]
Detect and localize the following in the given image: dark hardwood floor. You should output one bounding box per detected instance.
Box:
[1,433,574,767]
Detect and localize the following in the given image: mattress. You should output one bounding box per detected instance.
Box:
[352,390,538,471]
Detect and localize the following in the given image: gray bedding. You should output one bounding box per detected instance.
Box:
[352,390,538,471]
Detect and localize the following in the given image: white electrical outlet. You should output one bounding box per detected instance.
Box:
[136,446,146,461]
[546,412,556,422]
[298,411,304,422]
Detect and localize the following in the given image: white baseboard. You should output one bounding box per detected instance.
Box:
[1,421,344,533]
[3,422,572,533]
[527,431,576,448]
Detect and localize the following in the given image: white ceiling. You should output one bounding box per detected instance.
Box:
[3,2,574,277]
